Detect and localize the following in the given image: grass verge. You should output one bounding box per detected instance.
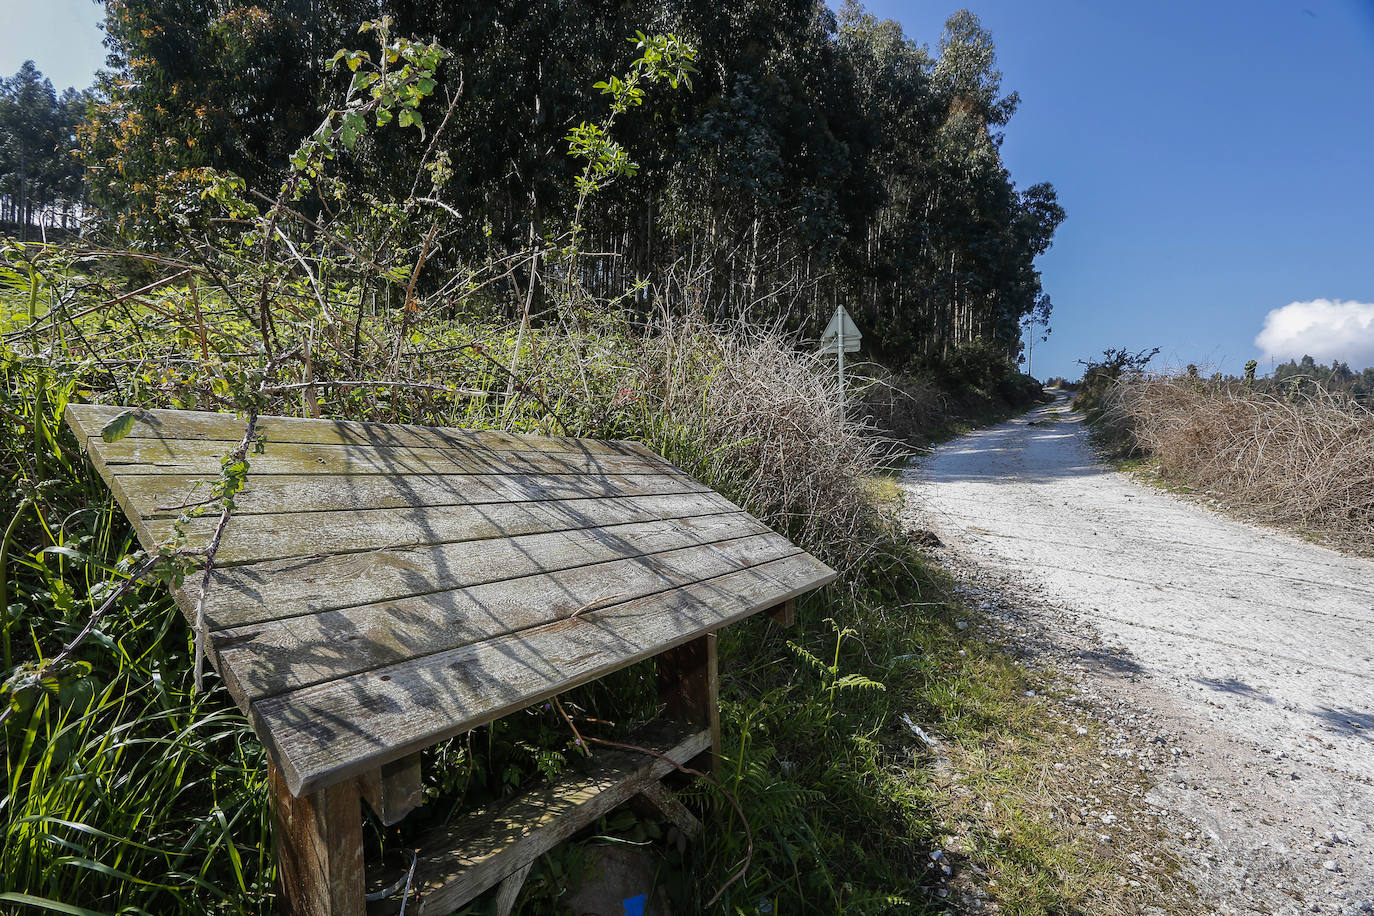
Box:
[513,537,1195,914]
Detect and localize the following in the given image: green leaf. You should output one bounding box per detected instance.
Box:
[0,892,108,916]
[39,546,89,564]
[340,111,365,150]
[834,673,886,692]
[100,409,139,443]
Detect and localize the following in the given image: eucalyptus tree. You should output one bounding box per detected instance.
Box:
[84,0,1063,365]
[0,62,89,236]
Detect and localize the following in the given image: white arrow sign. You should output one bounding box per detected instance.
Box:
[818,304,862,354]
[818,304,862,417]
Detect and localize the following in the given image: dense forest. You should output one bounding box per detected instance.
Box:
[1269,354,1374,398]
[0,62,89,233]
[9,0,1063,365]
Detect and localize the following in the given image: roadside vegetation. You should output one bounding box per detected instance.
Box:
[0,5,1106,915]
[866,340,1048,450]
[1089,372,1374,558]
[1,260,1136,915]
[0,243,1078,916]
[0,316,1161,916]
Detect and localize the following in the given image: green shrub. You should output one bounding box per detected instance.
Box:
[1071,346,1159,421]
[997,371,1045,408]
[925,339,1017,395]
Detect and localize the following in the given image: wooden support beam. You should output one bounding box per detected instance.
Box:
[269,761,365,916]
[367,723,709,915]
[358,754,423,827]
[491,862,533,916]
[657,633,721,777]
[634,780,702,840]
[768,597,796,627]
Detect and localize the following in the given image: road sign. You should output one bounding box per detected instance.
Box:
[818,304,862,354]
[818,304,862,416]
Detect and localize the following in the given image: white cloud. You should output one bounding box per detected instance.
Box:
[1254,299,1374,368]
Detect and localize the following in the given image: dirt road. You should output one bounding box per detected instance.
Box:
[902,394,1374,915]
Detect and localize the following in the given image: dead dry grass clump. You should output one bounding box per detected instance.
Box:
[1105,375,1374,553]
[632,314,897,574]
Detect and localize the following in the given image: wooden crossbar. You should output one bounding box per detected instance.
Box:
[367,722,711,915]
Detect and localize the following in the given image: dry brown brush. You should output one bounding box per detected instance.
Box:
[1104,374,1374,554]
[634,314,896,574]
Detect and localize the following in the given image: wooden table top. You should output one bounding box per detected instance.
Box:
[66,405,835,796]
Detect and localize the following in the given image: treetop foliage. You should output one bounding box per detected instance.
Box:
[1269,354,1374,397]
[67,0,1063,364]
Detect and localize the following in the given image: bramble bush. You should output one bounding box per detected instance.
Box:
[0,23,929,915]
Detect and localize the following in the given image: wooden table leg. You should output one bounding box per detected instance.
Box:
[658,632,721,778]
[358,752,423,826]
[269,762,366,916]
[491,862,534,916]
[768,597,796,627]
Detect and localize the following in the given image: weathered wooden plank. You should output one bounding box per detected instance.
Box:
[253,552,836,795]
[269,760,365,916]
[66,404,839,817]
[358,754,423,827]
[367,722,710,916]
[83,434,673,480]
[65,403,644,458]
[213,532,801,704]
[145,490,734,566]
[113,470,708,521]
[185,511,768,631]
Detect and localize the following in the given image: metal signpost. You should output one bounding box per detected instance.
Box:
[818,304,862,408]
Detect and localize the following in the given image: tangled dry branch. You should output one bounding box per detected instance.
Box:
[635,314,896,574]
[1104,375,1374,555]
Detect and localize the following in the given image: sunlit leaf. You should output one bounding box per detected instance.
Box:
[99,409,139,443]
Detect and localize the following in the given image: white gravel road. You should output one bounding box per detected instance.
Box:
[902,394,1374,915]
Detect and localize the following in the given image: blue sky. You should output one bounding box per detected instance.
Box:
[0,1,106,94]
[860,0,1374,379]
[4,1,1374,379]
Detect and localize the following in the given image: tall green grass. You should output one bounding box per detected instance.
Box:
[3,260,1149,916]
[1,365,275,913]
